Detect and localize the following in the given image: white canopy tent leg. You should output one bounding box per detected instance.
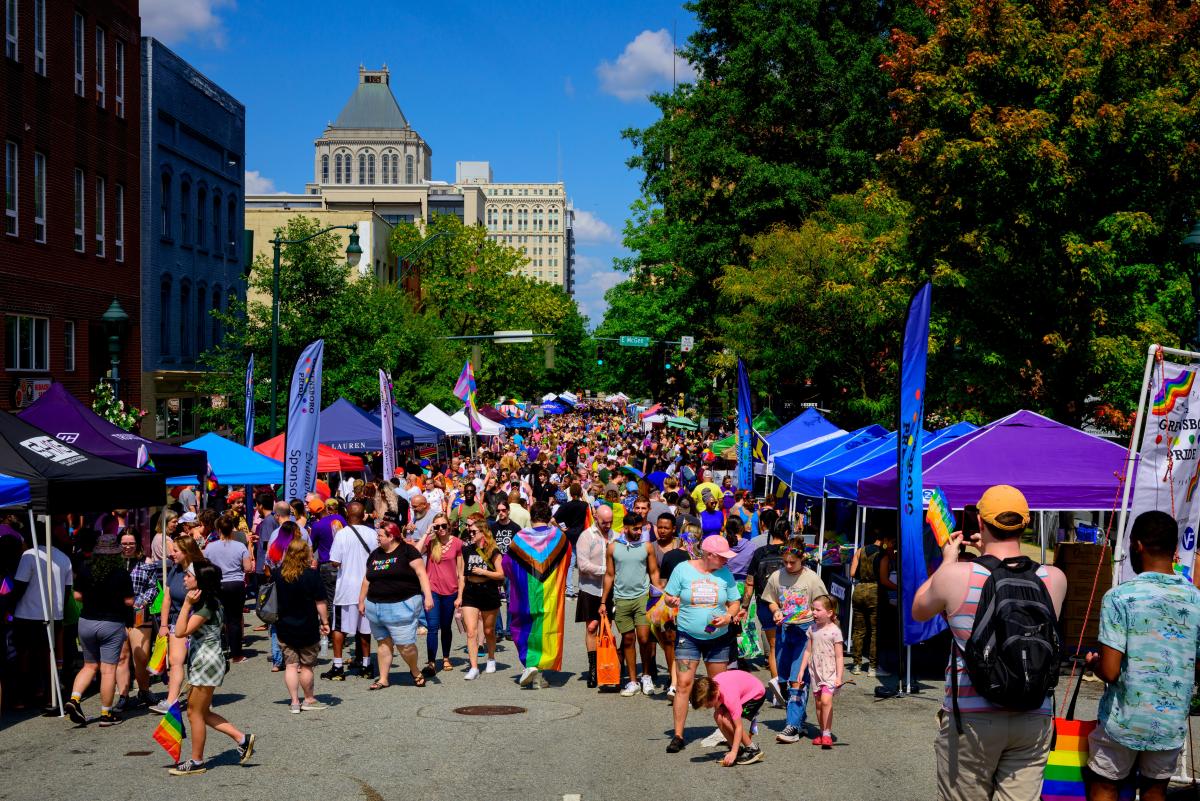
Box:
[30,511,64,716]
[845,506,865,650]
[817,494,827,554]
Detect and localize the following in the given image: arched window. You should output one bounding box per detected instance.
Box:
[486,207,497,228]
[390,154,399,184]
[549,207,559,230]
[196,187,207,249]
[180,279,192,359]
[196,281,207,355]
[211,286,222,346]
[334,154,342,184]
[179,179,191,245]
[159,275,172,356]
[160,172,172,238]
[405,154,414,184]
[358,154,366,185]
[211,191,221,255]
[367,153,375,184]
[321,155,329,184]
[517,207,528,231]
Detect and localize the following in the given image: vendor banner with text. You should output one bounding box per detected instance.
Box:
[285,339,323,502]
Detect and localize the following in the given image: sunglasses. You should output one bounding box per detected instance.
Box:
[432,523,449,530]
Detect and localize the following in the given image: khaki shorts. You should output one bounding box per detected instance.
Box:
[279,641,320,667]
[1087,724,1182,781]
[935,708,1053,801]
[613,595,649,634]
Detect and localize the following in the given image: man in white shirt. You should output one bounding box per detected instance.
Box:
[10,533,73,708]
[322,502,376,680]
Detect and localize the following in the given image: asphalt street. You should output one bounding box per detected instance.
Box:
[0,600,1108,801]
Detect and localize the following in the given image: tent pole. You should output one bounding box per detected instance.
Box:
[1114,344,1157,584]
[817,494,827,561]
[1039,511,1047,563]
[845,506,864,652]
[905,645,913,694]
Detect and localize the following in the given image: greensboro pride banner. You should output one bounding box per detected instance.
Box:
[1122,358,1200,582]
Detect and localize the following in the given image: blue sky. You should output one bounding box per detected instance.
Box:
[141,0,699,326]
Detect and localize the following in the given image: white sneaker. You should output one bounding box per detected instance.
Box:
[484,660,496,674]
[519,667,539,687]
[768,676,783,704]
[464,667,480,681]
[667,685,676,699]
[620,681,640,697]
[701,728,728,748]
[640,675,655,696]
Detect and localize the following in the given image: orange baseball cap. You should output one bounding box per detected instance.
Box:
[977,485,1030,532]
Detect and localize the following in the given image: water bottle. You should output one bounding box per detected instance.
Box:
[319,634,330,658]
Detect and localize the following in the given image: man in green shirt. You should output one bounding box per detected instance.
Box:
[449,482,483,537]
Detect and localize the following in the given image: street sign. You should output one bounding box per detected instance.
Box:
[493,330,533,344]
[680,335,694,353]
[619,335,651,348]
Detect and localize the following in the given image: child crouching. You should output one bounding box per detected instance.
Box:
[690,669,766,766]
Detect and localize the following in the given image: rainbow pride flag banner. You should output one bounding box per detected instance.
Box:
[147,635,169,675]
[1041,718,1134,801]
[926,487,955,548]
[503,524,571,671]
[152,700,185,761]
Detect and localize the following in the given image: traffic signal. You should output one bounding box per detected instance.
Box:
[596,345,604,366]
[665,362,672,370]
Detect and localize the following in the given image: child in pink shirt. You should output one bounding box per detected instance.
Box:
[689,668,766,766]
[799,594,844,748]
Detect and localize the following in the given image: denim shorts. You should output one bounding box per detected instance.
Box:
[675,629,735,665]
[364,596,423,645]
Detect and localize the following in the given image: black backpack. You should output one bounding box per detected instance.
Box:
[951,555,1061,733]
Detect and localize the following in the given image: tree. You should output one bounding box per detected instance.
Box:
[884,0,1200,427]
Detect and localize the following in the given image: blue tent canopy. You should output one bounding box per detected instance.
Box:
[765,408,843,454]
[541,402,565,415]
[773,425,888,491]
[166,433,284,486]
[823,422,978,501]
[504,417,534,429]
[0,472,30,507]
[788,429,909,498]
[373,405,442,447]
[321,398,415,453]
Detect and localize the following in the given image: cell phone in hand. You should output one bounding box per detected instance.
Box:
[962,504,980,543]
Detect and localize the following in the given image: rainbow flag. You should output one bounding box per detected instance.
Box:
[502,524,571,671]
[453,361,482,434]
[0,576,12,596]
[205,462,219,492]
[926,487,955,548]
[152,700,185,761]
[136,444,156,472]
[147,635,168,675]
[1152,367,1197,416]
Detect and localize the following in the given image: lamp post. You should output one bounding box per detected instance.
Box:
[1184,221,1200,347]
[101,297,129,395]
[270,224,362,436]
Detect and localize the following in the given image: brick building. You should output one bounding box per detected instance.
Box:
[1,0,141,410]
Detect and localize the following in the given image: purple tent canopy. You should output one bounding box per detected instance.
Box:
[856,410,1129,511]
[19,382,207,480]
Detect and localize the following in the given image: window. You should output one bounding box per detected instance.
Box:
[33,152,45,242]
[4,141,15,236]
[405,155,414,184]
[211,287,222,346]
[95,27,105,108]
[5,315,48,371]
[179,180,190,245]
[211,192,220,255]
[73,168,84,251]
[196,187,207,249]
[196,282,207,355]
[367,154,375,185]
[549,207,559,230]
[226,197,236,257]
[114,183,124,261]
[180,280,192,359]
[518,207,528,231]
[533,207,544,231]
[64,321,75,371]
[486,207,496,228]
[334,153,343,184]
[73,13,85,95]
[159,276,171,356]
[160,172,171,238]
[33,0,44,74]
[321,155,329,183]
[358,154,365,184]
[114,40,124,117]
[502,206,512,231]
[95,176,105,256]
[5,0,16,60]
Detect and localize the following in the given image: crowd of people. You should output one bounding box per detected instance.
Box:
[1,399,1199,799]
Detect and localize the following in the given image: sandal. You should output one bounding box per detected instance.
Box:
[420,662,436,678]
[367,680,389,691]
[442,658,453,672]
[412,672,427,688]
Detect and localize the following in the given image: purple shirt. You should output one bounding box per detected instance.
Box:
[309,514,347,563]
[726,536,757,580]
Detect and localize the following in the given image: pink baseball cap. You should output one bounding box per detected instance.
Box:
[701,535,735,559]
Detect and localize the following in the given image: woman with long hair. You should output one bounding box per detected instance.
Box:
[204,514,251,664]
[420,513,463,676]
[460,513,503,679]
[115,530,158,711]
[64,531,133,727]
[274,538,329,713]
[359,522,433,689]
[168,561,255,775]
[150,535,204,715]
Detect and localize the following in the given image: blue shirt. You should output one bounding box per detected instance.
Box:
[664,560,738,640]
[1098,570,1200,750]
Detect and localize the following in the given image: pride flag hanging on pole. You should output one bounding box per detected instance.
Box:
[897,282,944,645]
[244,355,255,447]
[379,368,396,480]
[736,358,754,491]
[285,339,323,502]
[453,360,481,434]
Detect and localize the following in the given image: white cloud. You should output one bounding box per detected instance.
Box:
[572,209,618,244]
[597,29,697,102]
[573,253,625,326]
[244,170,280,194]
[141,0,235,48]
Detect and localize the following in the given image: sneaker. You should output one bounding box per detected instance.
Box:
[518,667,539,687]
[735,745,763,765]
[484,660,496,674]
[149,699,172,715]
[640,675,655,696]
[97,711,124,728]
[112,695,128,713]
[537,674,549,689]
[236,733,256,764]
[169,759,208,776]
[666,685,676,699]
[776,725,801,744]
[665,735,686,754]
[464,667,480,681]
[300,700,328,711]
[65,697,87,725]
[700,728,728,748]
[320,665,346,681]
[850,662,861,676]
[620,681,640,697]
[289,703,301,714]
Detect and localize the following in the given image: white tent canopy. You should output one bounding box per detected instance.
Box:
[541,393,558,403]
[451,408,503,437]
[416,404,471,437]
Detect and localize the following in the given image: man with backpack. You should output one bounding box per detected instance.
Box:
[912,485,1067,801]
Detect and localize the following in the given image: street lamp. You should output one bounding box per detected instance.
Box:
[101,296,129,392]
[269,223,362,436]
[1184,221,1200,347]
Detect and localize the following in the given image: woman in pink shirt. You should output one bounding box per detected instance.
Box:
[690,669,766,766]
[420,514,464,676]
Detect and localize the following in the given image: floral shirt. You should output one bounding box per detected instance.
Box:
[1098,570,1200,750]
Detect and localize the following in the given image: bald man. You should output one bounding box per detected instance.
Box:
[322,502,375,680]
[576,504,613,688]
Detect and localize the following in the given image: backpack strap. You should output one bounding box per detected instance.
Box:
[950,637,964,735]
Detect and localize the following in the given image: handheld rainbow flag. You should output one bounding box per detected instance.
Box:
[136,444,156,472]
[0,576,12,596]
[502,524,571,671]
[152,700,185,761]
[926,487,955,548]
[147,634,168,675]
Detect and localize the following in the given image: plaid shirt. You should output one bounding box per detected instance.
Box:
[129,560,160,610]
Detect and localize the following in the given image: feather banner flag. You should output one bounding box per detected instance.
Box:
[285,339,323,502]
[244,355,255,447]
[379,369,396,480]
[736,358,754,490]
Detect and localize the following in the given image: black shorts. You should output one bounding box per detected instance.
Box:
[575,591,605,624]
[462,581,501,612]
[740,693,766,721]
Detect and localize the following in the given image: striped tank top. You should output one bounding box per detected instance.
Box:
[944,561,1054,715]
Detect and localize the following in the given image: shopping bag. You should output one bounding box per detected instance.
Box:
[596,613,621,688]
[737,583,763,659]
[1042,673,1136,800]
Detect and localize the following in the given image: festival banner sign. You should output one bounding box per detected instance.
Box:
[243,355,255,447]
[379,368,396,480]
[1122,358,1200,582]
[898,282,945,645]
[736,358,754,490]
[285,340,323,502]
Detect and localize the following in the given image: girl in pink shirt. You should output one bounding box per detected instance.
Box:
[689,669,766,766]
[800,595,844,748]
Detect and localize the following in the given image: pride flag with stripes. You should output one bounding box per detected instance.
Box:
[152,700,185,761]
[147,635,168,675]
[502,524,571,671]
[1041,718,1134,800]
